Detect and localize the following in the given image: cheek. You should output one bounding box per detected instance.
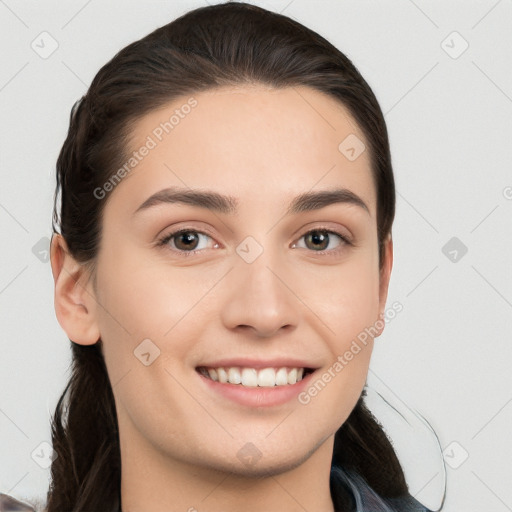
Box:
[308,256,381,345]
[95,248,199,337]
[298,267,377,431]
[93,256,203,429]
[93,250,217,385]
[300,254,379,408]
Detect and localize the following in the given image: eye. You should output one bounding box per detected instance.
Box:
[157,229,218,256]
[157,226,352,257]
[292,228,351,255]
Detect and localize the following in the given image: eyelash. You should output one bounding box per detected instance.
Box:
[156,226,353,258]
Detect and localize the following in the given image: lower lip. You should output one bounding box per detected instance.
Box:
[197,370,314,408]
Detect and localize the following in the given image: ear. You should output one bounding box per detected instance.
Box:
[50,233,100,345]
[375,234,393,337]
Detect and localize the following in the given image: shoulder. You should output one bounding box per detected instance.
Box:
[0,492,38,511]
[330,465,434,512]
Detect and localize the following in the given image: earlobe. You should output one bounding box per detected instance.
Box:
[50,233,100,345]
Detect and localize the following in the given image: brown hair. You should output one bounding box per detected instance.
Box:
[47,2,403,511]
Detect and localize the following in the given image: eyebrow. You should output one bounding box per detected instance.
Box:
[133,186,370,217]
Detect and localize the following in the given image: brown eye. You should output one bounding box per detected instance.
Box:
[304,230,331,251]
[158,229,216,254]
[173,231,201,251]
[293,228,350,254]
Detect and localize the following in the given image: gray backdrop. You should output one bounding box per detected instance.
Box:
[1,1,511,511]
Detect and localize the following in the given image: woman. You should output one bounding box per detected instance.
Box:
[39,2,436,511]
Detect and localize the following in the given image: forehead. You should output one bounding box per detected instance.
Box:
[108,84,376,218]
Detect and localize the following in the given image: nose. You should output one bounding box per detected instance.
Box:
[220,248,300,338]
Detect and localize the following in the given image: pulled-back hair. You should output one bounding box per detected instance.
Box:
[47,3,402,511]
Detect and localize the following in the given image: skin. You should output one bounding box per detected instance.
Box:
[50,84,393,512]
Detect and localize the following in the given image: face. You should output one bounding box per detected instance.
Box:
[83,85,391,477]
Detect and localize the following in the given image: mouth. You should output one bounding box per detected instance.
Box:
[196,366,315,387]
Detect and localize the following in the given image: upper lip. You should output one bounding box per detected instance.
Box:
[196,358,320,370]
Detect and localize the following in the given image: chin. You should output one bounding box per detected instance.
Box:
[197,436,326,479]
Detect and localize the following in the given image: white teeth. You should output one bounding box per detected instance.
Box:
[217,367,228,383]
[241,368,258,387]
[200,366,309,387]
[228,367,241,384]
[258,368,276,387]
[287,368,298,385]
[275,367,289,386]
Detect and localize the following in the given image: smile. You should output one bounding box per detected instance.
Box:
[197,366,314,387]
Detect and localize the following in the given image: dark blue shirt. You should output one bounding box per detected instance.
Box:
[331,465,433,512]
